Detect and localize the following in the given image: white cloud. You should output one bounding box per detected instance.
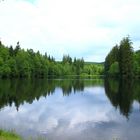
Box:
[0,86,114,135]
[0,0,140,61]
[0,84,135,139]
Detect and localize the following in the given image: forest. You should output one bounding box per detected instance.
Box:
[105,37,140,78]
[0,41,103,78]
[1,36,140,79]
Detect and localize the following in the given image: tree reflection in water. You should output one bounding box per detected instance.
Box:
[0,79,103,111]
[104,78,140,119]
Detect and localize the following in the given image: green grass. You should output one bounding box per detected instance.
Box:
[0,130,46,140]
[0,129,21,140]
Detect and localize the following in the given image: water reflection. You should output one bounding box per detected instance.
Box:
[0,79,103,111]
[104,78,140,119]
[0,79,140,140]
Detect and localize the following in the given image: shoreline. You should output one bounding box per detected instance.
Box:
[0,129,21,140]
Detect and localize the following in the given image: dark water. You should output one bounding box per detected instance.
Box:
[0,79,140,140]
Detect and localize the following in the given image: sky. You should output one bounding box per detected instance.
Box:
[0,0,140,62]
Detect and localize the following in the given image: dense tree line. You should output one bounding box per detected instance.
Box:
[105,37,140,78]
[0,41,103,78]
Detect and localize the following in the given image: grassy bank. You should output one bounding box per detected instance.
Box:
[0,129,45,140]
[0,129,21,140]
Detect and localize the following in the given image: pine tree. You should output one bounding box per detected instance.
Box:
[119,37,134,78]
[105,45,119,75]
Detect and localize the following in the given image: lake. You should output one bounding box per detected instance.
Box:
[0,78,140,140]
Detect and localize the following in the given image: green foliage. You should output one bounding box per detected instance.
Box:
[119,37,134,78]
[83,63,104,75]
[0,129,21,140]
[73,58,84,75]
[133,51,140,77]
[105,45,119,75]
[62,55,72,64]
[108,61,119,76]
[0,41,103,78]
[105,37,138,78]
[0,129,46,140]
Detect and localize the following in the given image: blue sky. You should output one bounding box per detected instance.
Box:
[0,0,140,62]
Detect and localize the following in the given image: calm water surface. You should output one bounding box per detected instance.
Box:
[0,79,140,140]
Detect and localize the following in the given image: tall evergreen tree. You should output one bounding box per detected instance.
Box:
[119,37,134,78]
[105,37,134,78]
[105,45,119,75]
[14,42,20,56]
